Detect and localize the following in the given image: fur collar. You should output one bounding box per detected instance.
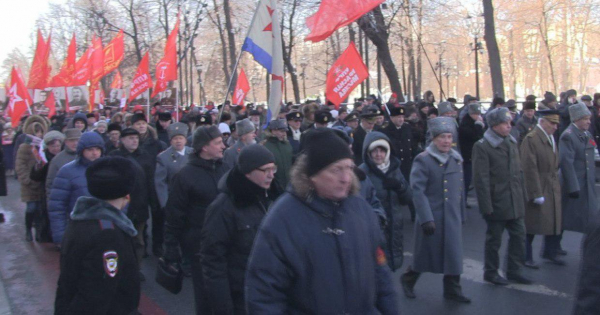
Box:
[483,129,516,148]
[425,143,463,164]
[70,196,137,237]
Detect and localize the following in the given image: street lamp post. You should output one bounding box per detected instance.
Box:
[300,61,308,101]
[195,64,205,106]
[470,37,484,100]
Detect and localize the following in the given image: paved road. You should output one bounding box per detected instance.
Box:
[0,177,586,314]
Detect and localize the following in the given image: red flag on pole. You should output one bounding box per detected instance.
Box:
[128,52,153,103]
[110,70,123,89]
[73,46,93,86]
[325,42,369,109]
[44,90,56,117]
[28,30,51,89]
[90,36,104,86]
[103,30,124,75]
[50,34,76,87]
[305,0,384,43]
[232,69,250,106]
[8,67,33,127]
[152,19,180,98]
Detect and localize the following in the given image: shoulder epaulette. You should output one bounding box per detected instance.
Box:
[98,219,115,230]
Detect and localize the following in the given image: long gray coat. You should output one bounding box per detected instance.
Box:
[222,140,247,170]
[410,146,466,275]
[559,124,598,233]
[155,146,193,208]
[520,126,562,235]
[473,130,526,220]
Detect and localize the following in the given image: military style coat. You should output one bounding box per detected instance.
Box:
[155,146,193,208]
[520,126,562,235]
[410,145,466,275]
[559,124,598,233]
[473,130,526,221]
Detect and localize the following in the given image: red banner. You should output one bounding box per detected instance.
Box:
[103,30,124,75]
[232,69,250,106]
[152,19,180,98]
[73,46,93,86]
[325,42,368,109]
[305,0,384,43]
[28,30,52,89]
[50,34,76,87]
[44,90,56,117]
[8,67,33,127]
[90,36,104,86]
[110,70,123,89]
[128,52,153,103]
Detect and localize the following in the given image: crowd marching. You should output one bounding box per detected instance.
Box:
[2,89,600,314]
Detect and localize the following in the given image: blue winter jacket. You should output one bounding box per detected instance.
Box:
[48,132,104,244]
[245,189,398,314]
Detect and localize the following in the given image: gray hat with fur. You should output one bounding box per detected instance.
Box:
[486,107,512,127]
[192,125,222,153]
[569,102,591,122]
[167,122,189,140]
[427,117,456,138]
[236,118,256,136]
[438,102,454,116]
[467,103,481,115]
[268,119,288,130]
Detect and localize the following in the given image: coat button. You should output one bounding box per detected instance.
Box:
[444,189,448,192]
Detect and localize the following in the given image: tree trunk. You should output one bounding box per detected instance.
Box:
[211,0,231,87]
[223,0,237,86]
[482,0,505,98]
[415,0,423,100]
[357,7,404,102]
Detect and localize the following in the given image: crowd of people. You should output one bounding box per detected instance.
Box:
[2,89,600,314]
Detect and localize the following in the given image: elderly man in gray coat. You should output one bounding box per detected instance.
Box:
[559,103,598,236]
[222,118,256,170]
[473,107,532,286]
[401,117,470,303]
[154,122,192,257]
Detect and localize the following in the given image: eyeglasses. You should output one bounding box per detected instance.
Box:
[257,166,277,174]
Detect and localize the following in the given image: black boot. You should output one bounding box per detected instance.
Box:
[25,212,34,242]
[400,268,420,299]
[443,275,471,303]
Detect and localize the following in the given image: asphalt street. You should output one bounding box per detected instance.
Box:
[0,176,587,314]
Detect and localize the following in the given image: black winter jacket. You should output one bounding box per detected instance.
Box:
[55,197,139,315]
[164,154,227,261]
[458,114,484,164]
[108,148,151,223]
[200,167,273,314]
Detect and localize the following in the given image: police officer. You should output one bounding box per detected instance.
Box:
[286,111,303,154]
[55,156,140,314]
[352,105,382,165]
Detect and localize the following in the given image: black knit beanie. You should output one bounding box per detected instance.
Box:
[131,113,147,125]
[86,156,135,200]
[302,129,352,177]
[192,125,222,153]
[237,144,275,174]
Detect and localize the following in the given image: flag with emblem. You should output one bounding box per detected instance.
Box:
[111,70,123,89]
[103,30,124,74]
[232,68,250,107]
[152,18,180,98]
[28,30,52,90]
[325,42,368,109]
[50,34,76,88]
[8,66,33,127]
[90,36,104,86]
[128,52,153,103]
[241,0,283,123]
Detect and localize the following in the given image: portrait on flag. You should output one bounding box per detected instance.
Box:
[67,85,90,112]
[32,89,51,116]
[51,88,67,111]
[106,88,123,110]
[159,88,176,111]
[130,90,149,107]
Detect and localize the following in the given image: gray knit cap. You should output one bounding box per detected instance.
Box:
[486,107,512,127]
[467,103,481,115]
[569,102,591,122]
[438,102,454,116]
[43,130,66,145]
[427,117,456,138]
[236,118,256,136]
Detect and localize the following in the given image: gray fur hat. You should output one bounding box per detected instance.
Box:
[167,122,189,140]
[569,102,591,122]
[268,119,288,130]
[427,117,456,138]
[192,125,222,153]
[438,102,454,116]
[486,107,512,127]
[236,118,256,136]
[467,103,481,115]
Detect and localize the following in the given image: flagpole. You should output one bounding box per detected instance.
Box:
[368,74,390,117]
[217,0,263,124]
[175,85,180,122]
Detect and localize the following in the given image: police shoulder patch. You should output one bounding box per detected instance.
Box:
[103,250,119,278]
[376,247,387,266]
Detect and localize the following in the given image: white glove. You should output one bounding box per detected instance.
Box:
[533,197,545,205]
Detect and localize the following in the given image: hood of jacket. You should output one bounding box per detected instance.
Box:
[76,132,105,156]
[70,196,137,237]
[361,131,401,176]
[23,115,49,136]
[68,112,88,130]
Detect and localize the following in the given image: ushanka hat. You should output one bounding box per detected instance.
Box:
[438,102,454,116]
[167,122,189,140]
[236,118,256,136]
[486,107,512,127]
[427,117,456,138]
[569,102,591,122]
[86,156,135,200]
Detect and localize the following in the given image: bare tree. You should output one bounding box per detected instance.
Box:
[482,0,505,98]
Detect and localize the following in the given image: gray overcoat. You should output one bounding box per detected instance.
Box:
[559,124,598,233]
[222,140,247,170]
[155,146,193,208]
[410,146,466,275]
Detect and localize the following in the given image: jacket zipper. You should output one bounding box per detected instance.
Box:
[331,205,348,314]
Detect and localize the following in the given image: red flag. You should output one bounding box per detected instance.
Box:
[128,52,153,103]
[90,36,104,86]
[44,90,56,117]
[325,42,368,108]
[305,0,384,42]
[232,69,250,106]
[103,30,124,74]
[28,30,52,89]
[73,46,93,86]
[110,70,123,89]
[152,19,180,98]
[8,67,33,127]
[50,34,76,87]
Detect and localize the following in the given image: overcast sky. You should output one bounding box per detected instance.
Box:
[0,0,66,65]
